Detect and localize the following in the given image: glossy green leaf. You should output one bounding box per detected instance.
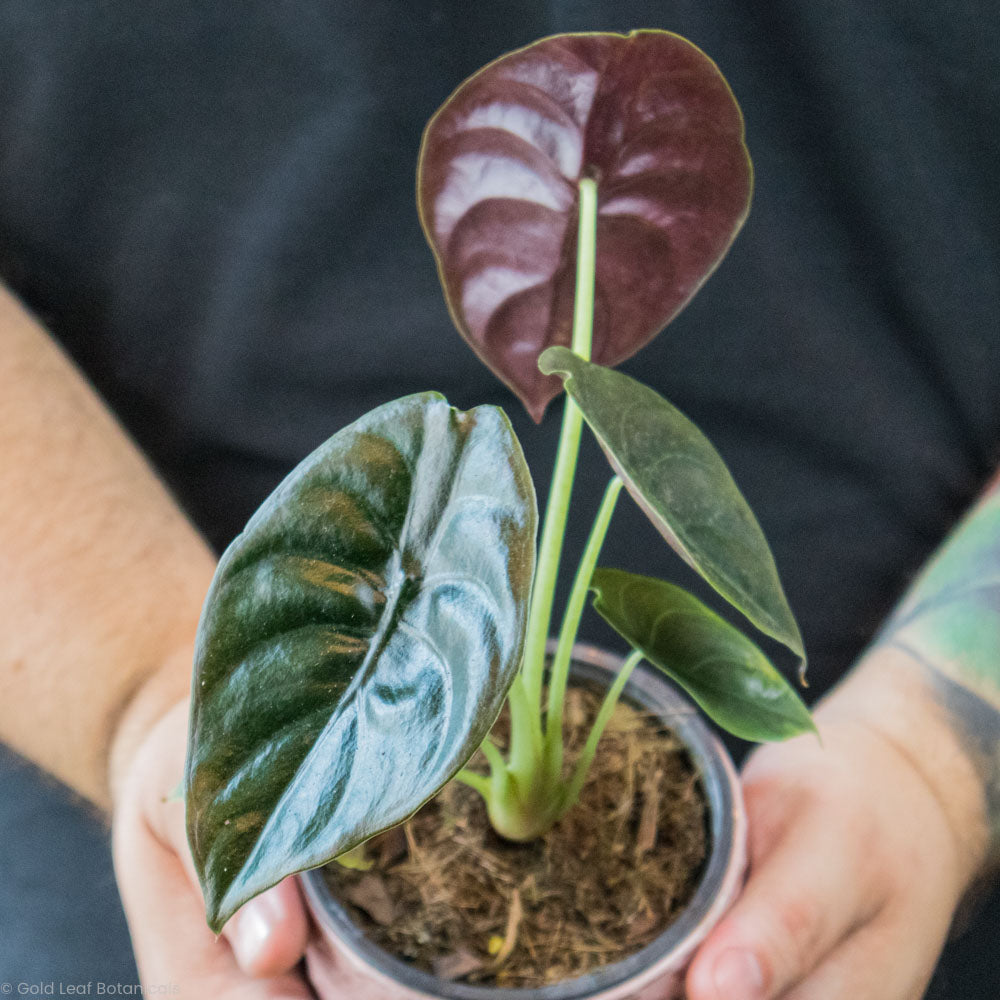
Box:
[591,569,814,742]
[186,393,537,931]
[418,30,752,421]
[540,347,804,661]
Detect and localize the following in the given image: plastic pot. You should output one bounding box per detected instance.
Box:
[301,643,747,1000]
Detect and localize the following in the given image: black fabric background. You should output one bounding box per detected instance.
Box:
[0,1,997,993]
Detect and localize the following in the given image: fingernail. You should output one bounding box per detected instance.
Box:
[713,948,764,1000]
[233,897,276,970]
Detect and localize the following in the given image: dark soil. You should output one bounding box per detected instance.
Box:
[322,683,709,988]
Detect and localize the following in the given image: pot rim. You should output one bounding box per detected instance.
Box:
[301,641,746,1000]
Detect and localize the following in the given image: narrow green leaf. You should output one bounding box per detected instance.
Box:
[591,569,814,742]
[540,347,804,661]
[186,393,536,931]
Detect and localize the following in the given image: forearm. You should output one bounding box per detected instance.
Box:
[0,285,215,809]
[828,471,1000,882]
[687,474,1000,1000]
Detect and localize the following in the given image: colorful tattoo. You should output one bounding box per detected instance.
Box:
[875,474,1000,864]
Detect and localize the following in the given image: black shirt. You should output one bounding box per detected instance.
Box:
[0,1,997,993]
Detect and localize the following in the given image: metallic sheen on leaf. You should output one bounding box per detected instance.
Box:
[186,394,537,931]
[418,30,752,420]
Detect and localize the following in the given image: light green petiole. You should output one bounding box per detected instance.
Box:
[570,177,598,356]
[334,841,374,871]
[460,177,604,842]
[506,671,543,785]
[455,739,509,802]
[452,768,491,797]
[544,475,624,778]
[520,176,599,710]
[557,648,645,818]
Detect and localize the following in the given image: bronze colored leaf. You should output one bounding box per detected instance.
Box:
[418,30,752,420]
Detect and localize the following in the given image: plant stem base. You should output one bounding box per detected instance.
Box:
[321,684,708,988]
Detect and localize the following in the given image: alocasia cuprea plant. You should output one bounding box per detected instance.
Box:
[187,29,814,934]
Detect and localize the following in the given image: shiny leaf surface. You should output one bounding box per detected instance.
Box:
[541,347,804,661]
[592,569,814,741]
[418,30,752,421]
[186,394,537,931]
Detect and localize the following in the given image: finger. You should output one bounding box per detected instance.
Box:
[135,703,310,978]
[686,781,886,1000]
[225,877,312,977]
[113,800,313,999]
[781,912,942,1000]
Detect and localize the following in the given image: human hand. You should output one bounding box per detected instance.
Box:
[685,666,987,1000]
[112,700,313,998]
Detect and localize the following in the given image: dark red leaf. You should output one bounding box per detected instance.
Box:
[418,30,753,421]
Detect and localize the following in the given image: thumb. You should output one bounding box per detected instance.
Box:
[137,702,311,978]
[685,780,881,999]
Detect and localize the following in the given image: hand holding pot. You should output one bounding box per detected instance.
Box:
[686,646,990,1000]
[0,286,319,994]
[111,700,313,998]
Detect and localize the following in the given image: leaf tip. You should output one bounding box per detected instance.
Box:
[537,345,575,379]
[526,395,550,424]
[205,904,227,937]
[784,694,818,744]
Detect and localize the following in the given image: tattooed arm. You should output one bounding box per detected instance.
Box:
[687,475,998,1000]
[872,470,1000,867]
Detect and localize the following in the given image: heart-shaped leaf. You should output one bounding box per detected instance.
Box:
[540,347,804,661]
[418,29,753,421]
[592,569,814,742]
[186,393,537,931]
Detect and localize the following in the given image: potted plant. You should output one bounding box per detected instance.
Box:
[184,29,814,999]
